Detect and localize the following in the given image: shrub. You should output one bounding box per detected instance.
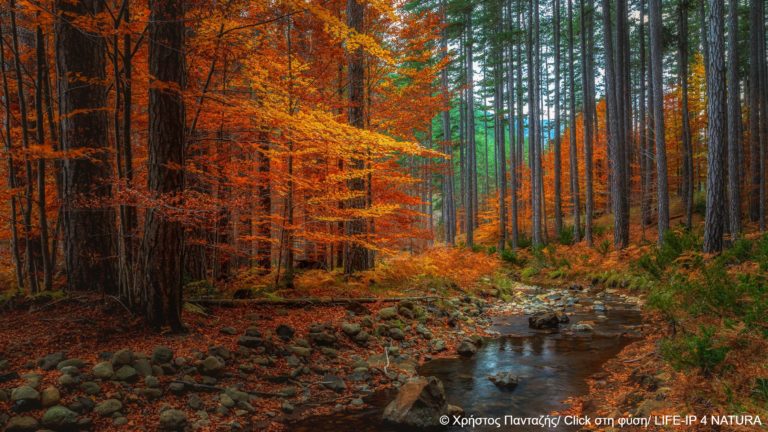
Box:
[661,326,729,376]
[635,230,700,279]
[557,226,575,245]
[693,190,707,216]
[595,239,611,257]
[752,378,768,402]
[517,233,532,249]
[592,224,608,237]
[501,248,525,265]
[521,266,540,278]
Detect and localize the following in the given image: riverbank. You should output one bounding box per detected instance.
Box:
[0,285,505,431]
[0,269,647,431]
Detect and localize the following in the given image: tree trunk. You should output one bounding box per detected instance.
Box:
[748,0,762,225]
[581,0,594,245]
[0,21,24,291]
[344,0,370,273]
[602,0,628,249]
[726,0,742,237]
[568,0,580,242]
[140,0,185,330]
[440,0,455,245]
[34,24,52,291]
[553,0,563,235]
[649,0,669,243]
[679,0,694,229]
[703,0,726,253]
[10,0,39,294]
[494,14,507,251]
[464,7,476,247]
[55,0,117,293]
[507,0,519,249]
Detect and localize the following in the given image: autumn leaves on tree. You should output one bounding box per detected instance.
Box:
[1,0,767,329]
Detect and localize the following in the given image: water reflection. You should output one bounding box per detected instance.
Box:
[291,303,641,431]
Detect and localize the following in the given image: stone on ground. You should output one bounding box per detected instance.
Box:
[382,376,449,428]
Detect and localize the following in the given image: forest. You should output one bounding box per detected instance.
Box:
[0,0,767,430]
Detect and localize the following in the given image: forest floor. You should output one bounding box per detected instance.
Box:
[1,233,767,431]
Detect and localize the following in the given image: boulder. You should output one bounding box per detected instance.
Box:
[111,349,134,367]
[288,346,311,358]
[353,331,370,345]
[430,339,446,353]
[114,365,138,382]
[41,405,78,429]
[382,376,449,428]
[378,307,398,320]
[11,386,39,403]
[308,331,337,346]
[341,322,361,337]
[573,323,593,332]
[488,372,519,389]
[133,358,153,377]
[244,326,261,337]
[40,386,60,408]
[219,327,237,335]
[79,382,100,396]
[398,307,415,320]
[11,386,39,412]
[456,340,477,357]
[389,327,405,340]
[145,376,160,388]
[94,399,122,417]
[321,374,347,392]
[275,324,294,341]
[56,359,86,370]
[528,311,561,329]
[200,356,225,376]
[92,362,114,380]
[38,352,65,371]
[159,409,187,430]
[151,346,174,364]
[237,336,264,349]
[4,416,39,432]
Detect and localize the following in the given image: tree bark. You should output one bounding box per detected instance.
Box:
[748,0,762,225]
[494,12,507,251]
[0,20,24,291]
[344,0,371,272]
[678,0,694,229]
[140,0,186,330]
[649,0,669,243]
[10,0,39,293]
[440,0,455,245]
[55,0,117,293]
[580,0,594,245]
[34,23,52,291]
[726,0,742,237]
[567,0,580,242]
[602,0,629,249]
[703,0,726,253]
[507,0,519,249]
[553,0,563,235]
[464,6,476,247]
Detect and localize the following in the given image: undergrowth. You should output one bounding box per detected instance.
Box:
[640,232,768,413]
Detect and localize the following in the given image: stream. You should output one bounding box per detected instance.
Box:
[292,290,643,431]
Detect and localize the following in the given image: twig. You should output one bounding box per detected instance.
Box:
[106,295,133,315]
[169,380,288,398]
[28,295,87,313]
[383,344,390,375]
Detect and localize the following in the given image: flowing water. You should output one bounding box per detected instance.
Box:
[292,294,643,431]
